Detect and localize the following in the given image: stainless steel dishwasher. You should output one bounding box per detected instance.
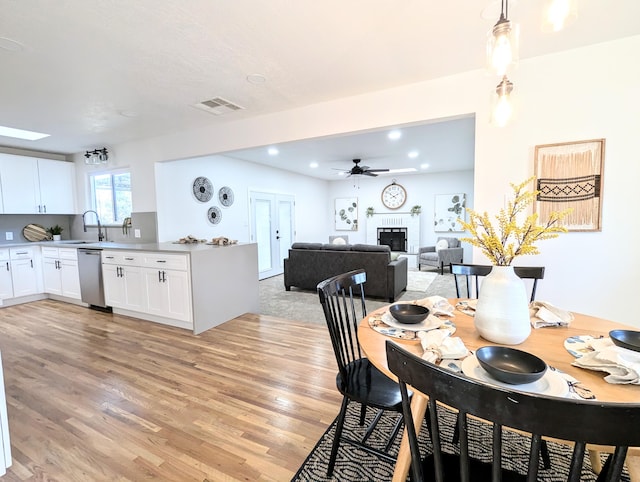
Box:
[77,248,110,310]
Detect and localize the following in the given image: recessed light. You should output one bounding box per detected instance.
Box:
[408,150,419,159]
[420,163,430,169]
[309,162,318,168]
[268,147,279,156]
[388,130,402,140]
[247,73,267,84]
[0,125,50,141]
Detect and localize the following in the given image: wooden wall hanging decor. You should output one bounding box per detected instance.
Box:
[534,139,605,232]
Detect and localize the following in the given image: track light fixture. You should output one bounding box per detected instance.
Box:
[84,148,109,165]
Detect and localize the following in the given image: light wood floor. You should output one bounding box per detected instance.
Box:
[0,299,341,481]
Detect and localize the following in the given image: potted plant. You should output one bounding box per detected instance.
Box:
[47,224,64,241]
[410,205,422,216]
[366,207,375,218]
[458,177,570,344]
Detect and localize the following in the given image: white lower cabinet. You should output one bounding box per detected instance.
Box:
[102,250,192,327]
[102,263,144,312]
[143,267,191,322]
[9,248,38,298]
[0,250,13,300]
[41,248,81,299]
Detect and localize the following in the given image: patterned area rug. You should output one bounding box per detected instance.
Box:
[406,270,437,291]
[292,401,629,481]
[259,272,438,324]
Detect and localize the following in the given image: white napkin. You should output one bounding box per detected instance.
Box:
[572,337,640,384]
[529,301,574,329]
[418,329,468,363]
[414,295,455,317]
[455,299,477,316]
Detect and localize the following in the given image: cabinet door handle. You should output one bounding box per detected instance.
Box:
[5,262,8,271]
[158,270,162,282]
[30,260,33,268]
[125,257,134,261]
[43,204,47,213]
[156,260,167,263]
[162,271,166,283]
[105,256,115,259]
[16,251,28,255]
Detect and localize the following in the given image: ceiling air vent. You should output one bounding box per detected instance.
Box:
[193,97,244,116]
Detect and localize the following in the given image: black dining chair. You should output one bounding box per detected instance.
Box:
[451,263,550,467]
[451,263,545,303]
[317,269,410,476]
[386,340,640,482]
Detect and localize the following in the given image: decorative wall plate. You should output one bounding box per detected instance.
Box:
[23,223,49,242]
[218,186,234,207]
[207,206,222,225]
[192,176,213,202]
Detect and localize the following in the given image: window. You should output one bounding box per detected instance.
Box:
[89,170,132,224]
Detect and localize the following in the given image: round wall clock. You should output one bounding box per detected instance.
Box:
[207,206,222,225]
[218,186,234,207]
[381,182,407,210]
[192,176,213,202]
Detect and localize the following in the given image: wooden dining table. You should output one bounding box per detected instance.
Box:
[358,299,640,482]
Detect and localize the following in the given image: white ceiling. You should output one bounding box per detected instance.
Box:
[1,1,639,179]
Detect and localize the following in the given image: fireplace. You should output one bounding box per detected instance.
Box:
[377,227,407,252]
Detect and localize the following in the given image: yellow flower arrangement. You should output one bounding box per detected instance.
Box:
[458,177,571,266]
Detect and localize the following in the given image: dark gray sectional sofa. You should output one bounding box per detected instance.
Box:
[283,242,408,302]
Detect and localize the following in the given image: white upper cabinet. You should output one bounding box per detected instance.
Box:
[37,159,77,214]
[0,154,76,214]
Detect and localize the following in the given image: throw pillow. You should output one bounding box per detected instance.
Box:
[435,239,449,251]
[390,252,400,261]
[332,237,346,245]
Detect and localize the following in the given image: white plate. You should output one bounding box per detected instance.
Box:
[461,355,569,398]
[382,311,444,332]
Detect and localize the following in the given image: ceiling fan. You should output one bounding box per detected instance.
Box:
[339,159,389,177]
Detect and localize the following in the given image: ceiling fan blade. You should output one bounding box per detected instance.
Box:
[360,165,370,170]
[366,168,390,173]
[363,171,378,177]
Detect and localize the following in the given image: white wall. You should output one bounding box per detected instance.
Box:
[327,170,474,260]
[155,155,329,243]
[75,35,640,327]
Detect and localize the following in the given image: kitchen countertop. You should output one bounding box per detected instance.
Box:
[0,240,254,253]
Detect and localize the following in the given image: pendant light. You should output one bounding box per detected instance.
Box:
[491,76,513,127]
[486,0,519,77]
[543,0,578,32]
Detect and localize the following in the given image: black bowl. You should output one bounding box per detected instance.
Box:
[389,304,429,324]
[609,330,640,353]
[476,346,547,385]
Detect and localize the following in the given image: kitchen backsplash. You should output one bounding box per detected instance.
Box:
[0,211,158,244]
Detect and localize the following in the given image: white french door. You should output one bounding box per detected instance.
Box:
[249,192,295,280]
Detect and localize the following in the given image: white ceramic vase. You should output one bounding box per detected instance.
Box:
[52,234,61,241]
[474,265,531,345]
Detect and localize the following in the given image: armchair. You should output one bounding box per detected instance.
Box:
[418,236,463,274]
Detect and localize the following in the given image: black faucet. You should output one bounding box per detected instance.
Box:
[82,210,105,242]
